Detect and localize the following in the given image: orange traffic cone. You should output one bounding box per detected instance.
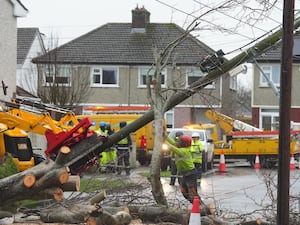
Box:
[254,154,260,170]
[189,196,201,225]
[219,150,226,173]
[290,154,296,170]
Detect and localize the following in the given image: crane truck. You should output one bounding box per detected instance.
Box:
[0,98,99,173]
[204,110,300,168]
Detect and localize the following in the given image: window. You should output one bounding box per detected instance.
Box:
[138,67,166,87]
[91,67,118,87]
[186,67,215,89]
[230,76,237,90]
[43,65,71,86]
[259,65,280,87]
[260,108,279,130]
[165,111,174,129]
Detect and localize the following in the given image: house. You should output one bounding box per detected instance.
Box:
[0,0,27,101]
[251,31,300,130]
[32,6,238,129]
[17,27,46,96]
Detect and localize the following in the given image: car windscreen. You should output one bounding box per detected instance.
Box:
[169,130,205,141]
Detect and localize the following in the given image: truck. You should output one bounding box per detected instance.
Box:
[161,127,214,172]
[0,98,97,173]
[76,106,158,166]
[205,110,300,168]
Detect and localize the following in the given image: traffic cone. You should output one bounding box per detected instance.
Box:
[254,153,260,170]
[219,150,226,173]
[290,154,296,170]
[189,196,201,225]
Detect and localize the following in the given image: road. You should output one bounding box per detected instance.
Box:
[158,161,300,220]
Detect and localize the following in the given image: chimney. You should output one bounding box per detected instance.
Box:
[131,6,150,33]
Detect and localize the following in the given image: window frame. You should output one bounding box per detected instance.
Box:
[186,67,215,89]
[90,66,119,87]
[259,64,281,87]
[138,67,167,88]
[43,65,72,87]
[260,108,279,130]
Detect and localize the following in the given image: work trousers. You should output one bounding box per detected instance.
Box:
[178,168,199,203]
[170,159,177,185]
[194,162,202,181]
[117,148,130,174]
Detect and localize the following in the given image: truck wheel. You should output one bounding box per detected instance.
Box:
[202,152,208,172]
[207,154,214,170]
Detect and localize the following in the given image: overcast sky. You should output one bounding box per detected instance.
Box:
[17,0,300,87]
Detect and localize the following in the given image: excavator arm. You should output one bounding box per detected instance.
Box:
[0,98,95,173]
[205,110,262,134]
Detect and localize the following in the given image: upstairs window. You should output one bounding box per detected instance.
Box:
[138,67,166,88]
[43,65,71,86]
[259,65,280,87]
[186,67,215,89]
[91,67,118,87]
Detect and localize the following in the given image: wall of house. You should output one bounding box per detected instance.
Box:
[17,34,44,95]
[85,65,223,107]
[174,107,192,127]
[0,0,17,101]
[252,64,300,107]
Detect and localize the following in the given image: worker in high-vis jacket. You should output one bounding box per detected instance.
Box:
[166,135,200,203]
[169,131,183,185]
[95,121,108,172]
[117,121,132,175]
[191,132,204,185]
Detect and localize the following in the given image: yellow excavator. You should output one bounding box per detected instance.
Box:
[0,98,95,172]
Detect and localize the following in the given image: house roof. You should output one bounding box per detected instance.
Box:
[17,27,41,65]
[32,23,217,66]
[253,31,300,63]
[16,85,37,98]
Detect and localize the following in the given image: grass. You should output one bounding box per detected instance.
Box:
[140,170,171,178]
[80,178,134,192]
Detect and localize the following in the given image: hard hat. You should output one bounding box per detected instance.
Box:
[179,135,192,147]
[99,121,106,127]
[120,121,127,128]
[192,132,200,138]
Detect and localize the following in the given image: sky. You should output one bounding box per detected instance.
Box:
[17,0,300,87]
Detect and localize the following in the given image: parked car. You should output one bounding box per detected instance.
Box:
[161,128,214,172]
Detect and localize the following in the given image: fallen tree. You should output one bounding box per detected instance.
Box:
[1,15,300,225]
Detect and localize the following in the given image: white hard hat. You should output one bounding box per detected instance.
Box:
[191,132,200,138]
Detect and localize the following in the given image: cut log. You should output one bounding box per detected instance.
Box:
[31,187,64,202]
[89,191,107,205]
[23,173,36,187]
[54,146,71,166]
[61,175,80,191]
[40,203,132,225]
[138,205,189,224]
[0,160,70,205]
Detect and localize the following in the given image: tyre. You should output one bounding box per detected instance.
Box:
[33,153,45,165]
[207,153,214,170]
[202,151,208,172]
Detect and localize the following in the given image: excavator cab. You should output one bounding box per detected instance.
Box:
[1,128,35,171]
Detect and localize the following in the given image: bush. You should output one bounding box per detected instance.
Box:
[0,154,19,179]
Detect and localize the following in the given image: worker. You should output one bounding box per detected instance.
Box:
[169,131,183,186]
[166,134,200,203]
[105,122,117,173]
[95,122,110,173]
[116,121,132,175]
[191,132,204,186]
